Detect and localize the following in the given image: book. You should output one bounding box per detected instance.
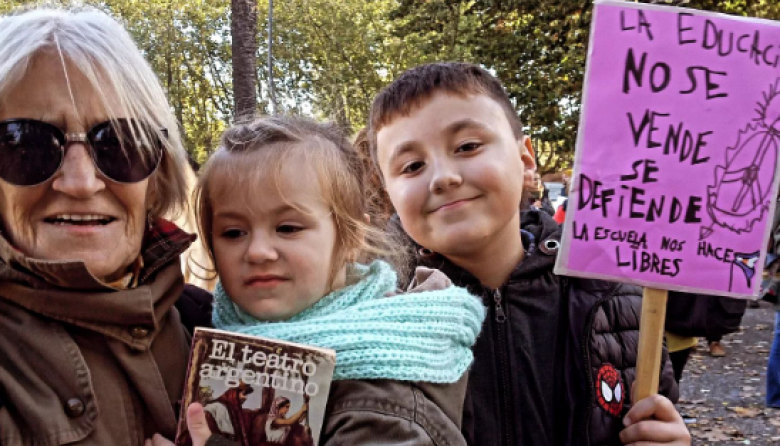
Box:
[175,327,336,446]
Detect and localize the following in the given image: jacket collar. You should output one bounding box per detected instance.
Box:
[0,218,195,348]
[397,209,563,292]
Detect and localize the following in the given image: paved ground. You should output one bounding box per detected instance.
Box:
[677,301,779,445]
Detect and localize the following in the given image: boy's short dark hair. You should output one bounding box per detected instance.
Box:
[368,62,524,165]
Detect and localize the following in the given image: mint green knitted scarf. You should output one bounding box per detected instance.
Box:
[213,260,485,383]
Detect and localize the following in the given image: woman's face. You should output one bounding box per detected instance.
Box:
[279,404,290,417]
[0,54,151,282]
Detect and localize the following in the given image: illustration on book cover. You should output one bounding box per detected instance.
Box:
[175,328,336,446]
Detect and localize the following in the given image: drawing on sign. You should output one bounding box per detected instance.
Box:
[701,79,780,241]
[730,250,761,291]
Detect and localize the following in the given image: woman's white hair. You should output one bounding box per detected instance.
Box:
[0,5,190,219]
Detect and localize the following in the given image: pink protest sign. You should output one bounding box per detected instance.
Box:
[555,0,780,298]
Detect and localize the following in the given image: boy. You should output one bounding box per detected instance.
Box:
[368,62,689,446]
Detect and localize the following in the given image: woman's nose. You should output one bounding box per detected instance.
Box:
[51,143,105,198]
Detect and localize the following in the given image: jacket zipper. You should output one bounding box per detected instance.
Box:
[493,288,512,446]
[578,282,621,446]
[494,288,507,323]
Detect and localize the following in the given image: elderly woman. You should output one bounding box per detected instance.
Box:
[0,7,211,446]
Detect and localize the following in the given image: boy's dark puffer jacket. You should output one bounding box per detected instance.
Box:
[399,210,679,446]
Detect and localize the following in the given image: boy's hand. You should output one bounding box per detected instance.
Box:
[619,394,691,445]
[145,403,213,446]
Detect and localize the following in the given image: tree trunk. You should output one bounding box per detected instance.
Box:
[333,91,350,131]
[231,0,258,121]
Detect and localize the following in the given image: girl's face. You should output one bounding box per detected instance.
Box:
[211,156,346,321]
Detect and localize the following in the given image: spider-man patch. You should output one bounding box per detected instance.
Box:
[595,363,624,417]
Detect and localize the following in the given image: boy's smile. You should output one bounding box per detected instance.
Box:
[377,92,534,271]
[431,196,481,213]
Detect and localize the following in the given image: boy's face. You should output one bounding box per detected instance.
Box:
[377,92,534,257]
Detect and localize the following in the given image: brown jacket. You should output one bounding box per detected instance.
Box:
[319,375,468,446]
[207,376,469,446]
[0,228,194,446]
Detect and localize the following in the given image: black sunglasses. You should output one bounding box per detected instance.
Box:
[0,118,165,186]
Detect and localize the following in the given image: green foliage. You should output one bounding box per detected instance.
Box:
[389,0,590,173]
[109,0,233,164]
[257,0,397,129]
[469,2,591,174]
[683,0,780,18]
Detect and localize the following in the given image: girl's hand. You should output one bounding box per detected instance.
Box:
[619,394,691,445]
[145,434,175,446]
[145,403,213,446]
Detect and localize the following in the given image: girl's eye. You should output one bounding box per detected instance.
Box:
[220,228,246,239]
[401,161,425,174]
[277,224,304,234]
[456,142,482,153]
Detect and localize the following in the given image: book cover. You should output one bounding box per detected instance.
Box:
[175,327,336,446]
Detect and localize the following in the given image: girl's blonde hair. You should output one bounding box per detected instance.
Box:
[0,6,190,219]
[194,116,409,288]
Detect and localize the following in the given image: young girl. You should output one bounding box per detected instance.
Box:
[147,116,484,446]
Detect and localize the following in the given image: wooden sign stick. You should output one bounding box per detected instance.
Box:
[634,287,669,401]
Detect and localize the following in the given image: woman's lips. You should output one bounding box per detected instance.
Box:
[44,218,120,236]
